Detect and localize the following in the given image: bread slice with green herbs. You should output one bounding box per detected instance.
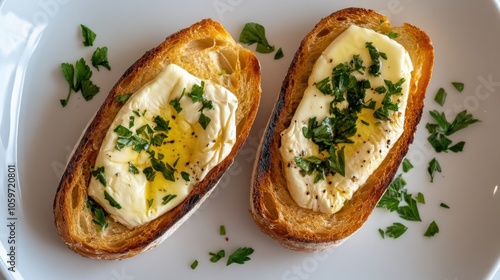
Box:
[53,18,261,260]
[250,7,433,252]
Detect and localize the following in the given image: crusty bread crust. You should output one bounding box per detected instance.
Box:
[54,19,261,260]
[250,8,433,252]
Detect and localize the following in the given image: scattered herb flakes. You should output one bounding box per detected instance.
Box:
[378,228,385,239]
[384,222,408,239]
[87,197,108,232]
[162,194,177,205]
[239,22,275,53]
[388,31,398,39]
[209,250,225,263]
[104,190,122,209]
[452,82,464,92]
[397,192,421,221]
[220,225,226,236]
[402,158,413,172]
[91,46,111,71]
[274,47,284,60]
[190,260,199,270]
[90,166,107,186]
[416,192,425,204]
[226,247,254,266]
[81,79,100,101]
[80,24,96,47]
[181,171,190,182]
[428,158,442,183]
[377,174,406,212]
[434,88,447,106]
[440,203,450,209]
[115,93,133,103]
[128,162,139,174]
[424,220,439,237]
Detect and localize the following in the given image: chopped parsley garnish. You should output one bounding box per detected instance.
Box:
[153,116,169,132]
[150,154,176,182]
[115,93,133,103]
[428,158,441,183]
[388,31,398,39]
[147,199,154,209]
[91,46,111,71]
[90,166,107,186]
[239,22,275,53]
[426,110,480,153]
[416,192,425,204]
[452,82,464,92]
[80,24,96,47]
[378,228,385,239]
[151,133,167,147]
[181,171,190,182]
[186,82,214,130]
[396,192,421,221]
[190,260,198,270]
[209,250,225,263]
[424,220,439,237]
[384,222,408,239]
[220,225,226,236]
[143,167,156,181]
[129,115,135,128]
[373,78,405,121]
[434,88,447,106]
[169,90,184,113]
[128,162,139,174]
[104,190,122,209]
[87,197,108,232]
[226,247,254,266]
[440,203,450,209]
[402,158,413,172]
[274,47,284,60]
[162,194,177,205]
[60,63,75,107]
[365,42,387,77]
[75,58,92,92]
[377,174,406,212]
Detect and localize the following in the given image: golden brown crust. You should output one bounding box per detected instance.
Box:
[54,18,261,260]
[250,7,434,252]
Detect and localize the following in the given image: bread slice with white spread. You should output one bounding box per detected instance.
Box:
[250,7,433,252]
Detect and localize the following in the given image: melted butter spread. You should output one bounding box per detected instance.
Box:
[280,25,413,214]
[88,64,238,228]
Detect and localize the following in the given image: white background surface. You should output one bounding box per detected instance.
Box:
[1,0,499,279]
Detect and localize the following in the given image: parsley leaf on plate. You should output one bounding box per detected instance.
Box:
[226,247,254,266]
[424,220,439,237]
[80,24,96,47]
[239,22,275,54]
[91,46,111,71]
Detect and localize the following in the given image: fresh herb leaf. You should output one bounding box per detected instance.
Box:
[90,166,107,186]
[440,203,450,209]
[365,42,386,77]
[60,63,75,107]
[128,162,139,174]
[220,225,226,236]
[198,112,211,130]
[147,199,154,209]
[416,192,425,204]
[181,171,190,182]
[449,141,465,153]
[377,174,406,211]
[428,158,441,183]
[143,167,156,181]
[424,220,439,237]
[447,110,480,135]
[104,190,122,209]
[87,197,108,232]
[80,24,96,47]
[151,156,175,182]
[378,228,385,239]
[128,115,135,128]
[209,250,225,263]
[226,247,254,266]
[162,194,177,205]
[169,90,184,113]
[274,47,284,60]
[187,82,205,102]
[360,119,369,126]
[397,192,421,221]
[153,116,169,132]
[151,133,167,147]
[434,88,447,106]
[218,70,226,76]
[114,93,133,103]
[402,158,413,172]
[81,79,100,101]
[239,22,275,54]
[388,31,398,39]
[91,46,111,71]
[190,260,198,270]
[426,110,479,153]
[74,58,92,92]
[114,125,132,137]
[385,222,408,239]
[452,82,464,92]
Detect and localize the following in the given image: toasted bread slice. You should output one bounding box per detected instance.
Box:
[54,19,261,260]
[250,8,433,252]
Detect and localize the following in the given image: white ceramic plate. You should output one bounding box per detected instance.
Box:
[1,0,499,279]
